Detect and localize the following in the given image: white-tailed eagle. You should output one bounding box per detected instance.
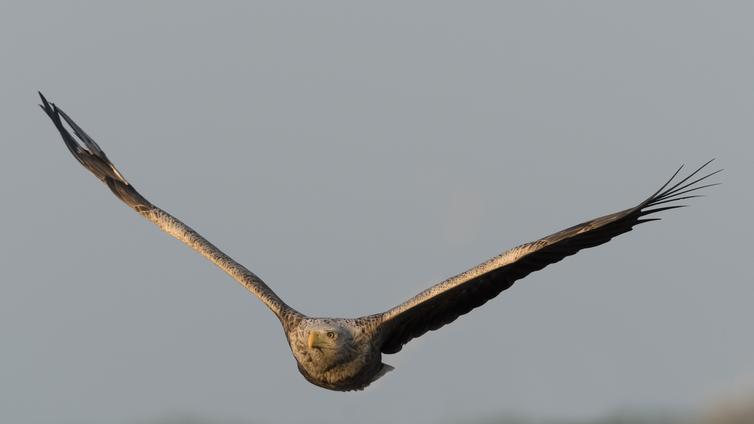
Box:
[39,93,720,391]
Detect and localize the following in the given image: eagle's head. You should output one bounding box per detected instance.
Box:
[288,318,390,391]
[301,321,357,370]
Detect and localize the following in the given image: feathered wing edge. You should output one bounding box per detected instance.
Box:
[374,161,721,354]
[39,92,302,327]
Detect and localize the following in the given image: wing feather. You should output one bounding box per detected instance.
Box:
[376,162,720,354]
[39,93,301,326]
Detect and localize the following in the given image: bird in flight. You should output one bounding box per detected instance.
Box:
[39,92,720,391]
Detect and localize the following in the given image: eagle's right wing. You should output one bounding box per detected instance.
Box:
[40,93,302,327]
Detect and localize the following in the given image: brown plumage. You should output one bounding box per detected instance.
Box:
[40,92,720,391]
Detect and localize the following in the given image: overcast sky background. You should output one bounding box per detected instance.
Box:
[1,2,752,423]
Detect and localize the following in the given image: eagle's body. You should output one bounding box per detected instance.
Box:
[39,93,719,391]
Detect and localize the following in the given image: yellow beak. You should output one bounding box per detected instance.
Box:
[307,332,321,349]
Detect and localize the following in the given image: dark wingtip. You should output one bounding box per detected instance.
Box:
[39,91,52,113]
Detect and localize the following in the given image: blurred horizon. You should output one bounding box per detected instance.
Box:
[122,392,754,424]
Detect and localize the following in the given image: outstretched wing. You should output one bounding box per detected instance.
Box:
[376,161,720,354]
[39,92,302,326]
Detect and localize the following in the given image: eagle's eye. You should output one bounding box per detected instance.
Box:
[326,331,337,339]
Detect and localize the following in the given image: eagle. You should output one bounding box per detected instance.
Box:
[39,92,719,391]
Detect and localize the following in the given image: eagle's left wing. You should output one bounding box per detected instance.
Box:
[375,162,720,354]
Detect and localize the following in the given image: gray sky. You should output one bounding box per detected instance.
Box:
[1,1,752,423]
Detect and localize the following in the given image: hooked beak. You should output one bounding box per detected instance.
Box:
[307,332,322,349]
